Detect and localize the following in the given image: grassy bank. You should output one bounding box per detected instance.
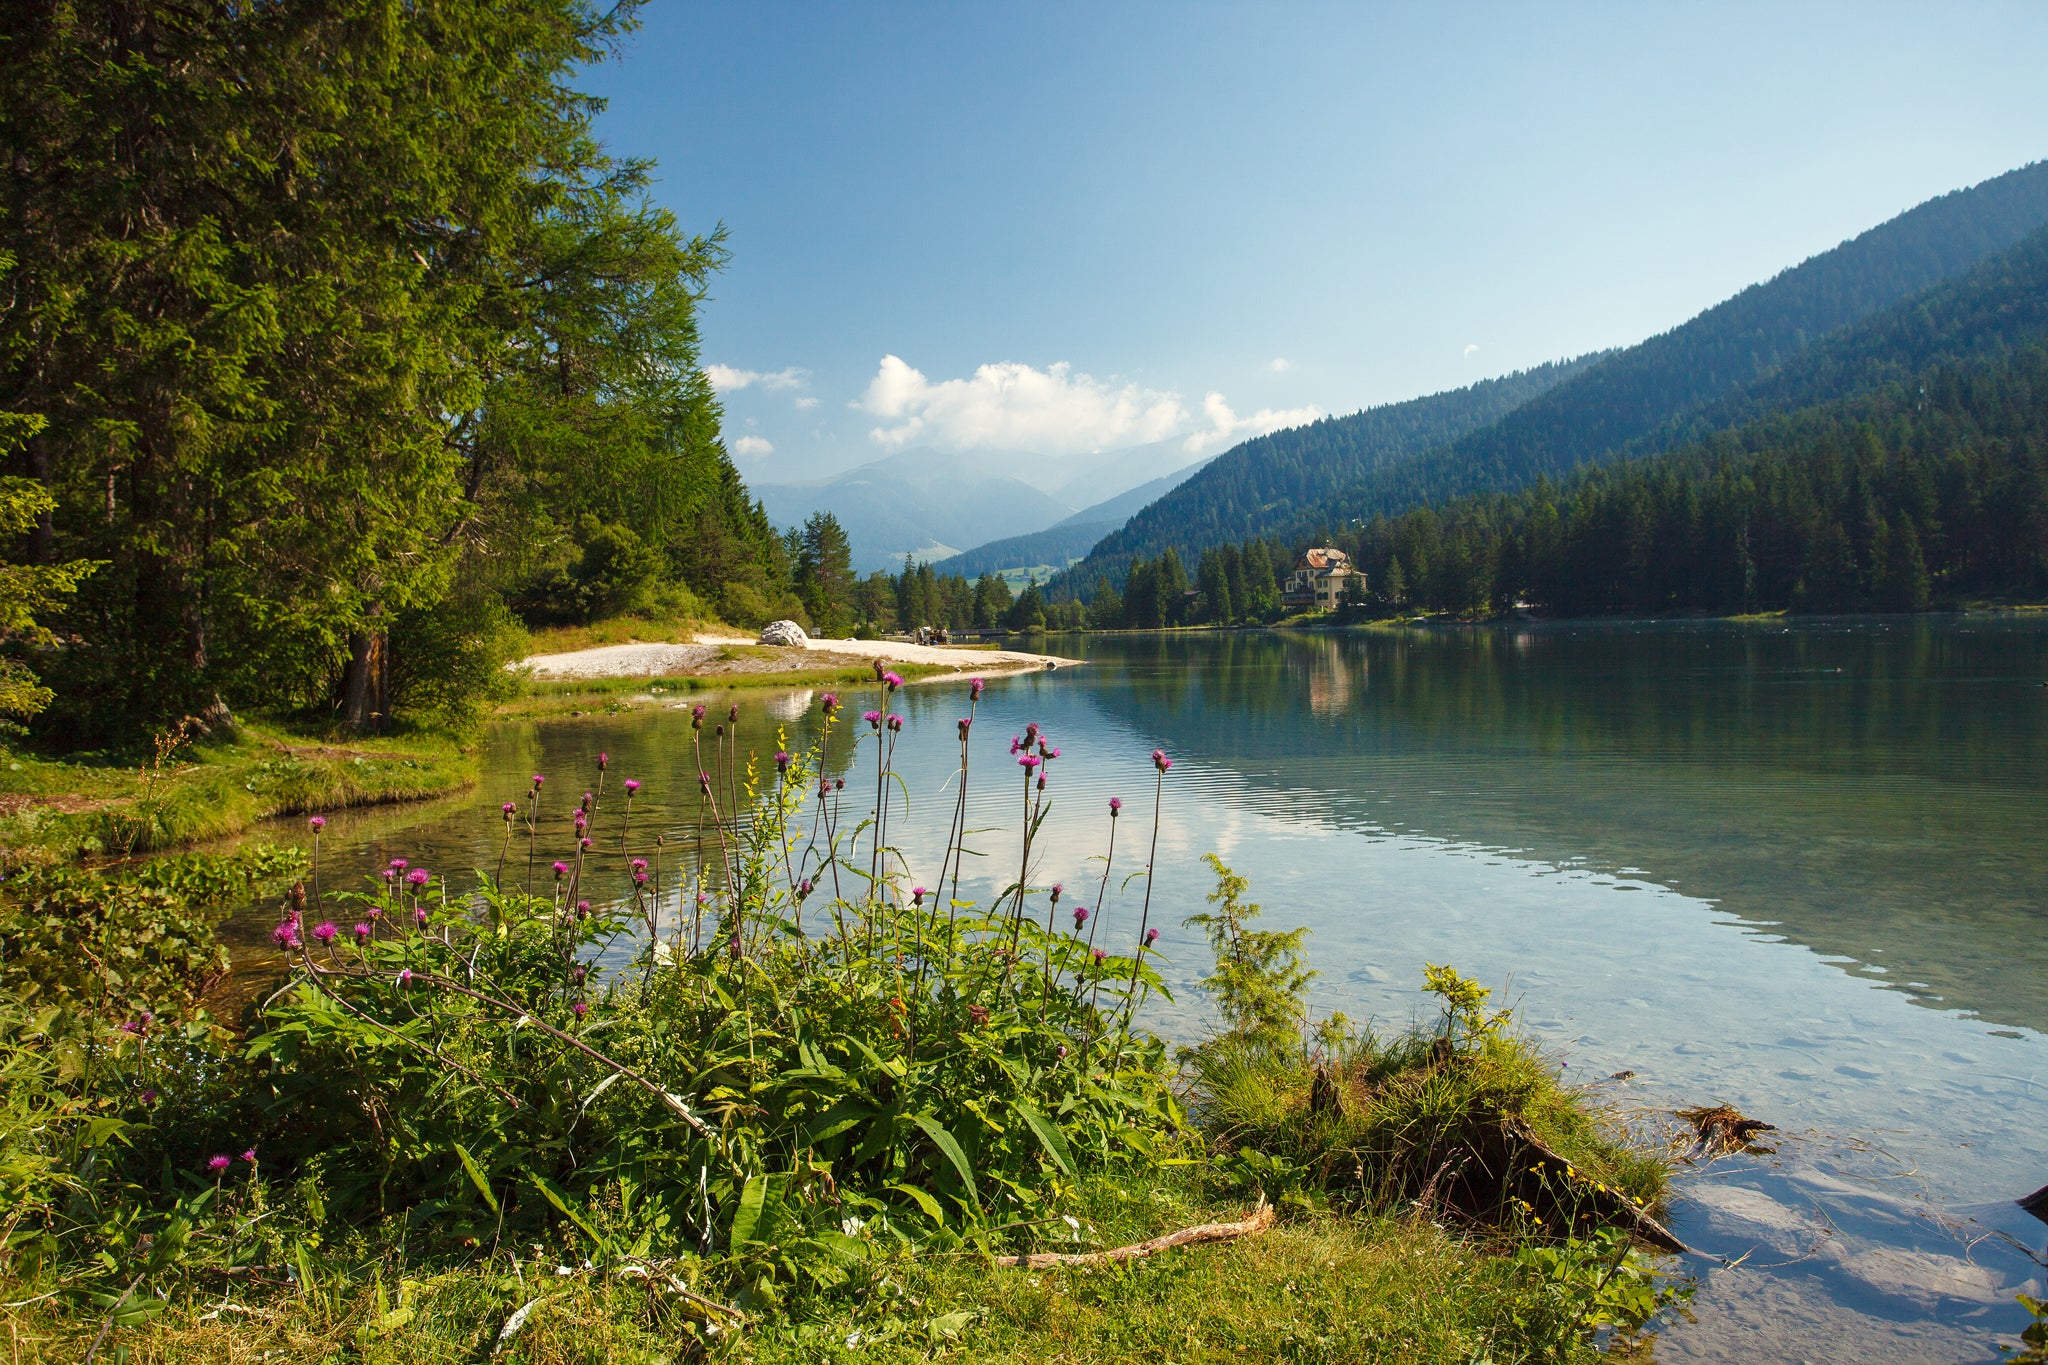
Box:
[0,720,474,865]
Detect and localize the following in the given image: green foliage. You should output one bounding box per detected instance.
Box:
[1184,853,1315,1049]
[1510,1226,1695,1347]
[1423,962,1510,1044]
[1,2,781,743]
[0,411,99,717]
[0,847,306,1019]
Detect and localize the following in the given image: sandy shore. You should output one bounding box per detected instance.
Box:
[516,633,1083,681]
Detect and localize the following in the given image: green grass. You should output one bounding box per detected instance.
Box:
[0,720,474,864]
[0,1172,1619,1364]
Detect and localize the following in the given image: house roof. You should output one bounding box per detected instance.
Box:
[1298,547,1352,571]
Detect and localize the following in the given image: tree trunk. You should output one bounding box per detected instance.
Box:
[342,621,388,732]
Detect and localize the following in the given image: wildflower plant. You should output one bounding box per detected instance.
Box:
[232,677,1182,1306]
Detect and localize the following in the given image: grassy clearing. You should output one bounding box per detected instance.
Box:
[0,1171,1631,1364]
[0,721,473,864]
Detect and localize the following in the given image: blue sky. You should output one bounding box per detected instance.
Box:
[585,2,2048,483]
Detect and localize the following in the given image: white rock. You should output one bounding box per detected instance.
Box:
[758,619,811,647]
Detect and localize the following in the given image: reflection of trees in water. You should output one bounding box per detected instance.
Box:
[1080,622,2048,1035]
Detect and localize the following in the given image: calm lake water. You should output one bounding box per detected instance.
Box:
[227,618,2048,1363]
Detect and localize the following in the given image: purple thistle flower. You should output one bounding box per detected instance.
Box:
[624,779,640,793]
[353,922,371,942]
[572,1001,588,1019]
[863,709,882,727]
[1109,796,1122,814]
[883,671,904,690]
[532,774,545,788]
[307,815,325,833]
[1037,773,1046,790]
[389,858,408,872]
[691,704,706,727]
[634,870,649,885]
[407,868,429,887]
[775,750,791,772]
[911,886,927,904]
[367,906,382,920]
[1092,949,1105,964]
[798,877,814,899]
[597,751,609,771]
[1019,753,1041,770]
[571,964,587,985]
[141,1089,156,1105]
[413,906,429,926]
[1073,906,1089,927]
[398,969,413,987]
[821,691,840,714]
[502,801,517,818]
[581,791,593,811]
[1145,927,1160,946]
[119,1019,143,1036]
[729,934,741,959]
[240,1148,257,1163]
[208,1154,232,1174]
[887,714,903,732]
[1050,883,1063,901]
[576,900,591,919]
[1057,1044,1068,1059]
[312,921,337,944]
[382,868,397,882]
[970,677,985,699]
[1152,748,1172,772]
[1009,735,1022,754]
[272,921,300,949]
[552,861,569,880]
[574,810,588,831]
[1045,746,1061,760]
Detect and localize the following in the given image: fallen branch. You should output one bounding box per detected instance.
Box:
[993,1199,1275,1269]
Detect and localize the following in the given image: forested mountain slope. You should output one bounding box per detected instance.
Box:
[1346,333,2048,617]
[1060,357,1594,588]
[1282,160,2048,545]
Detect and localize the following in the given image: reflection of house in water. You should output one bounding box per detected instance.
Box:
[1302,638,1361,717]
[1282,547,1365,612]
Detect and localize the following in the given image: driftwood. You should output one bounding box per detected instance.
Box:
[1677,1104,1778,1161]
[994,1200,1275,1269]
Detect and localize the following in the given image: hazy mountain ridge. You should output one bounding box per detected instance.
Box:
[937,464,1211,579]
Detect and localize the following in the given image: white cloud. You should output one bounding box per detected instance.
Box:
[792,396,819,410]
[731,435,774,457]
[1184,392,1323,455]
[1266,357,1292,373]
[855,355,1188,455]
[706,364,808,394]
[1463,343,1480,358]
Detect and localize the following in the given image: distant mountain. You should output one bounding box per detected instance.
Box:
[756,448,1076,572]
[1283,158,2048,542]
[760,442,1218,573]
[938,462,1210,579]
[1060,357,1595,588]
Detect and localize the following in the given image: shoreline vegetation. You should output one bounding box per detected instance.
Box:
[1,686,1690,1363]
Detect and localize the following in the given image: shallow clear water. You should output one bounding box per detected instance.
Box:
[230,618,2048,1362]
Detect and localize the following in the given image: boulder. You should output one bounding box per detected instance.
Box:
[758,619,811,647]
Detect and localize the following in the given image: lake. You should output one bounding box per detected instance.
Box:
[229,617,2048,1363]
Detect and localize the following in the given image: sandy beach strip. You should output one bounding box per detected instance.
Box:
[515,633,1084,681]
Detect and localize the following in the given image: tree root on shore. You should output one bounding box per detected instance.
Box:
[993,1200,1276,1269]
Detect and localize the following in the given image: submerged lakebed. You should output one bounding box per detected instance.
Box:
[225,617,2048,1363]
